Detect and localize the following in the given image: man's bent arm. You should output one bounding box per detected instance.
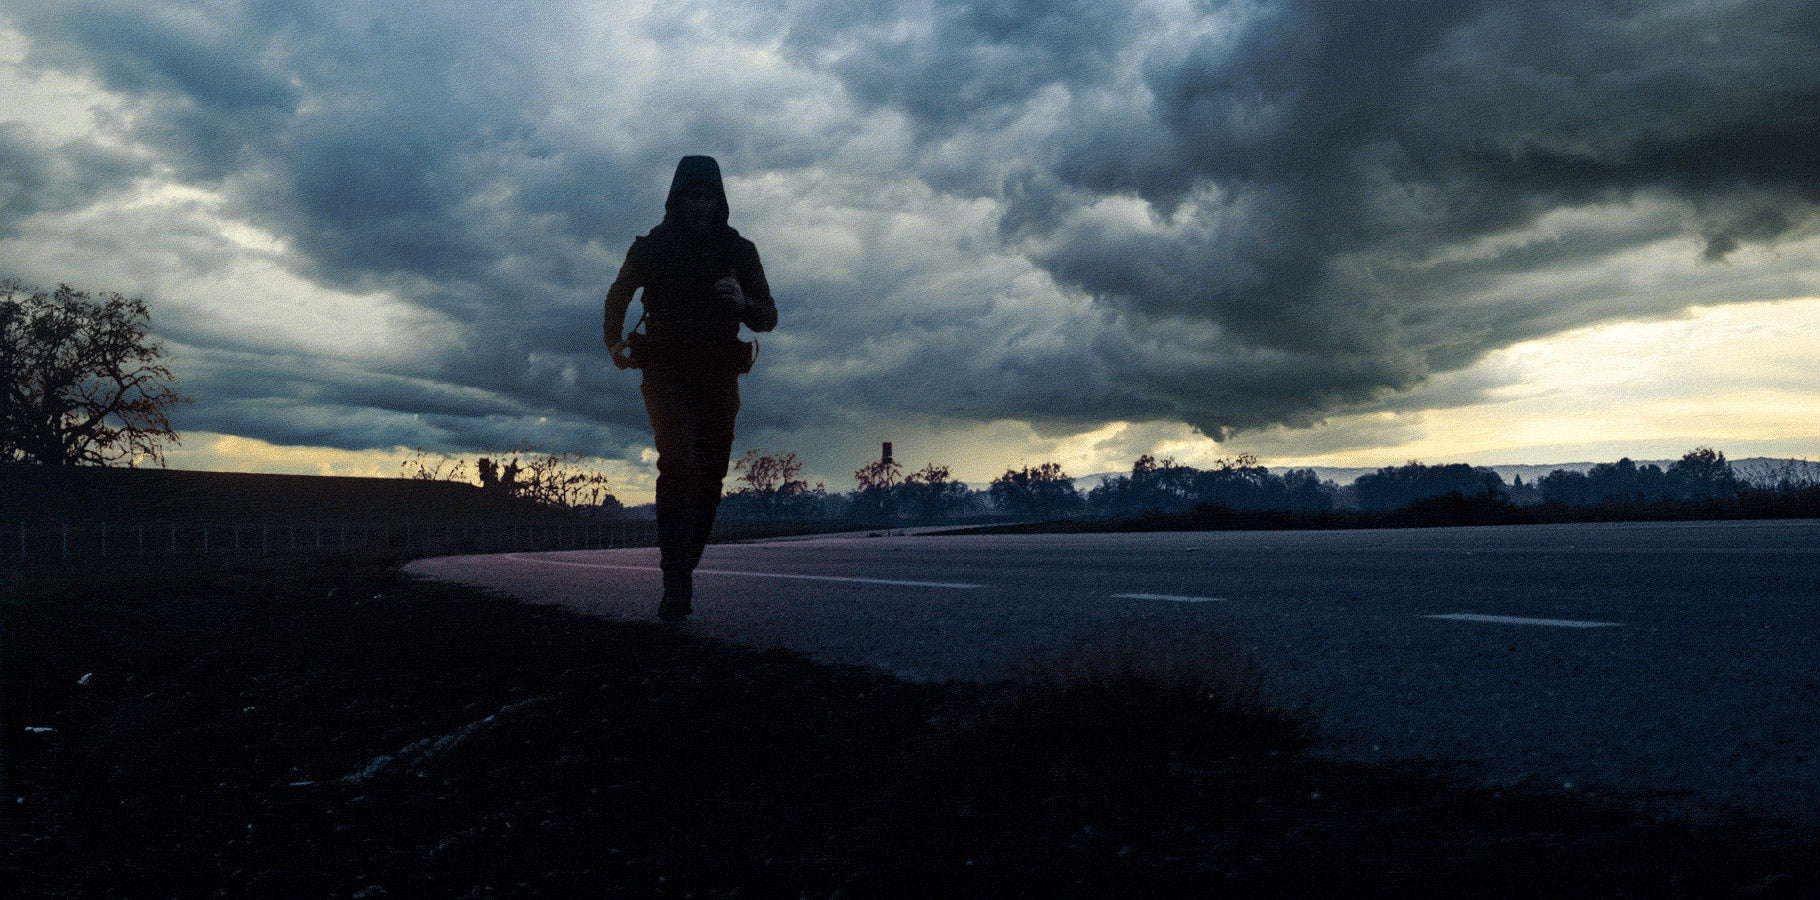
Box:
[734,243,778,333]
[603,242,647,344]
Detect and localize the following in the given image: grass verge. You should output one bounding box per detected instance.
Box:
[4,557,1816,898]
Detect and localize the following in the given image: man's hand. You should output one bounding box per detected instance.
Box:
[712,275,746,309]
[608,338,634,370]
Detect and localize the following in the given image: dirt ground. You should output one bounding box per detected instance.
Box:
[5,556,1817,898]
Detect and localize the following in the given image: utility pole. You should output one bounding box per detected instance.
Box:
[881,442,896,523]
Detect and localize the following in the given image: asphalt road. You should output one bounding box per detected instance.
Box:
[404,519,1820,826]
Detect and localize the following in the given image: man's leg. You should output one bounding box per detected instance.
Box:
[684,372,741,571]
[642,372,704,619]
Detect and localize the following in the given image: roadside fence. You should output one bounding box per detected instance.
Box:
[1,518,659,562]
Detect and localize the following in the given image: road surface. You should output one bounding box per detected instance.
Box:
[404,519,1820,826]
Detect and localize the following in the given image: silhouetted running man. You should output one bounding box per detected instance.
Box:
[605,156,778,622]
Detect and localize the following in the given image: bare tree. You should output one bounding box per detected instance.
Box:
[400,443,617,513]
[853,456,904,493]
[476,445,615,512]
[1,281,189,466]
[400,447,472,483]
[727,449,824,520]
[850,455,906,522]
[734,449,810,495]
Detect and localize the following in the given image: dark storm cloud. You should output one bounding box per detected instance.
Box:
[8,0,675,451]
[171,341,649,461]
[795,0,1139,128]
[6,0,1818,466]
[27,4,297,111]
[787,0,1820,438]
[0,124,144,233]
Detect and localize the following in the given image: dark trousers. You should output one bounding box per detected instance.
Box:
[641,366,741,575]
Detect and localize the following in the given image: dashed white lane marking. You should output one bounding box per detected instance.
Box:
[498,556,1625,623]
[1425,613,1621,629]
[1114,593,1226,603]
[502,554,982,589]
[694,567,984,589]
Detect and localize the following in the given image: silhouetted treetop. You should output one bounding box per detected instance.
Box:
[1,281,189,466]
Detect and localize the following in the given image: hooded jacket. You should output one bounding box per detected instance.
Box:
[604,156,777,347]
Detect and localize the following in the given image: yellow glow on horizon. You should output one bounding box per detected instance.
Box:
[1254,296,1820,470]
[160,433,662,504]
[161,433,422,479]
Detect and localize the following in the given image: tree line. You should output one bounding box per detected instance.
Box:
[707,447,1820,529]
[1350,448,1750,509]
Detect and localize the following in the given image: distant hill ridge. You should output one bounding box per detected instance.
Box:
[1074,457,1814,490]
[0,464,572,524]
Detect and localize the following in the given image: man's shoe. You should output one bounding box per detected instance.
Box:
[658,571,693,622]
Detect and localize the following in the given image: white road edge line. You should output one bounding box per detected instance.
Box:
[1425,613,1621,629]
[1115,593,1226,603]
[502,554,982,589]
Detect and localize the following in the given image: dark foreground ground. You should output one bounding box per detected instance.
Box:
[5,557,1817,898]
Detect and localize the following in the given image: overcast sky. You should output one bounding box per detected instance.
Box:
[4,0,1817,500]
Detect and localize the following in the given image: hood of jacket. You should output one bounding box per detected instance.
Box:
[662,155,730,227]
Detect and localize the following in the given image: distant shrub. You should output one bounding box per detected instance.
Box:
[1356,462,1505,511]
[989,462,1084,519]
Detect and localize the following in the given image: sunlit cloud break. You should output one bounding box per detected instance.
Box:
[2,0,1817,491]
